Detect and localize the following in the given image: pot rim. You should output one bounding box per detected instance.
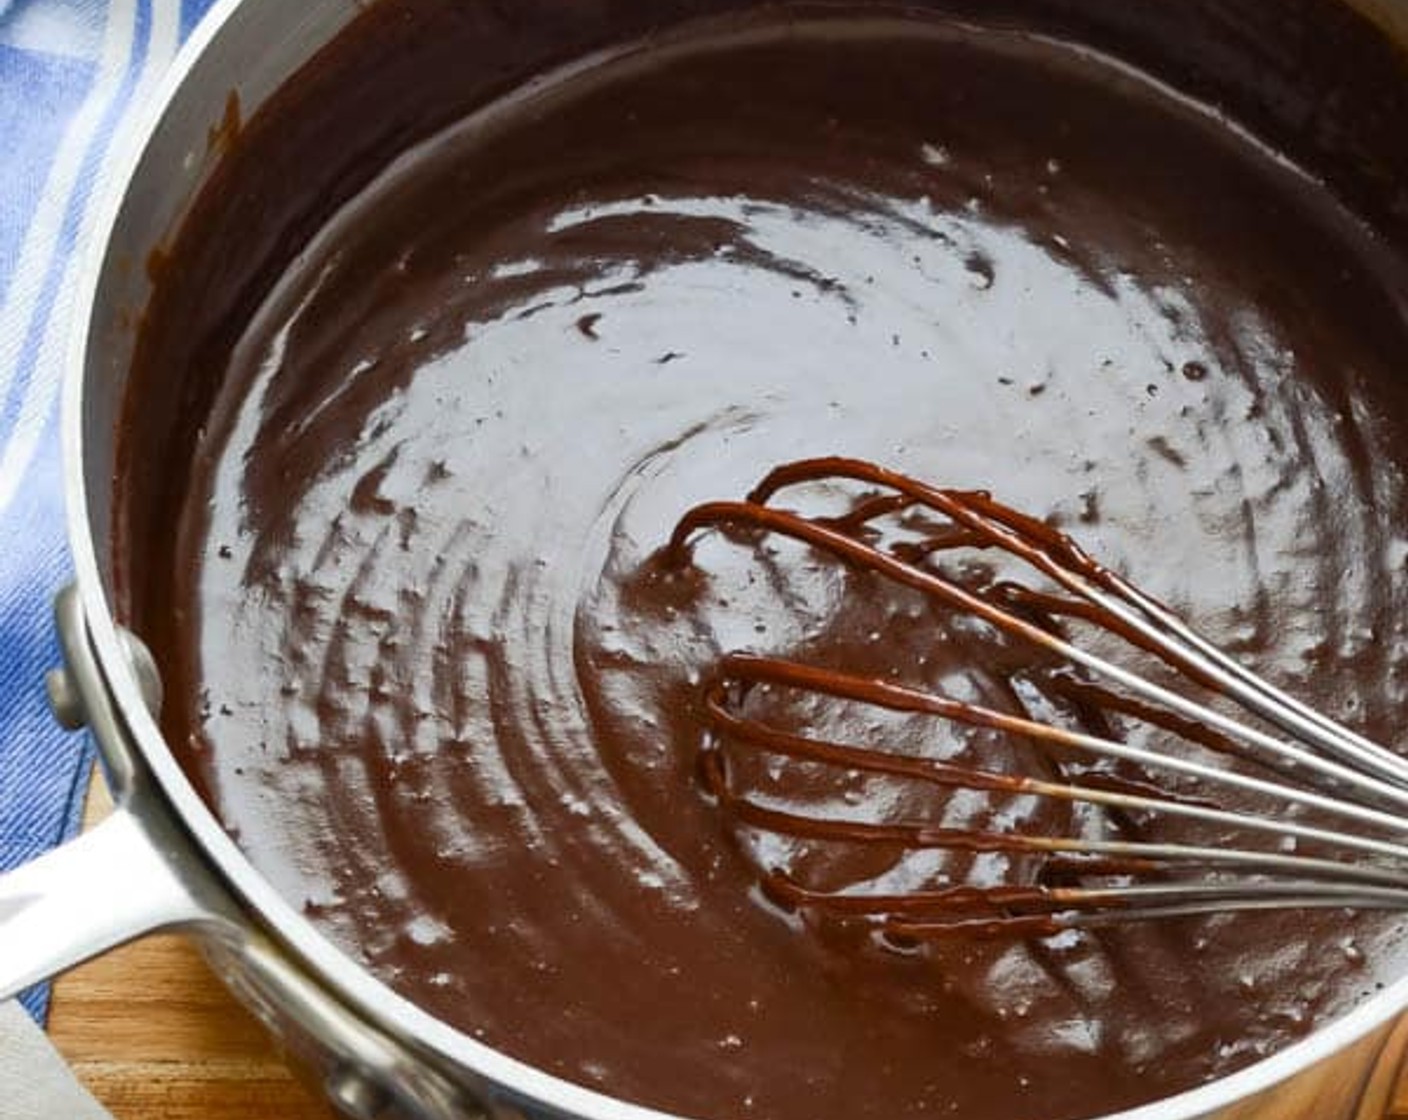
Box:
[62,2,1408,1117]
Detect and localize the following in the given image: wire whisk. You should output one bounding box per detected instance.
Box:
[664,457,1408,939]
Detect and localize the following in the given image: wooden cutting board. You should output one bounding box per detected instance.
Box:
[43,778,1408,1120]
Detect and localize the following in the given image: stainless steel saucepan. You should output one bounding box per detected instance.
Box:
[3,0,1408,1117]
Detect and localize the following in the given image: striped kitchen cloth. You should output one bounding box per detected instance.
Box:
[0,0,215,1022]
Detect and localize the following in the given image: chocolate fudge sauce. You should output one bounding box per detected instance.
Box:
[116,2,1408,1118]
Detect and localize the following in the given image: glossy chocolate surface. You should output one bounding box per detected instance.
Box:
[118,3,1408,1118]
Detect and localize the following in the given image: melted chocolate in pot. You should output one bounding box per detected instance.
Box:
[119,6,1408,1119]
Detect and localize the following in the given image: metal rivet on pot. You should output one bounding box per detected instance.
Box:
[117,627,164,720]
[325,1065,390,1120]
[44,667,87,730]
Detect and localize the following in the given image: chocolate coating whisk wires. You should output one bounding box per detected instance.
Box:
[664,457,1408,939]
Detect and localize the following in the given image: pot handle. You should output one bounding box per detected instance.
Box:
[0,585,224,1000]
[0,806,211,1001]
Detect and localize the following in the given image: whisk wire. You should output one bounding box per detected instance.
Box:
[710,654,1408,852]
[753,457,1408,792]
[668,457,1408,935]
[764,875,1408,936]
[669,469,1408,814]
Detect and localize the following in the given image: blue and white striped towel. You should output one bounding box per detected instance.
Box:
[0,0,215,1023]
